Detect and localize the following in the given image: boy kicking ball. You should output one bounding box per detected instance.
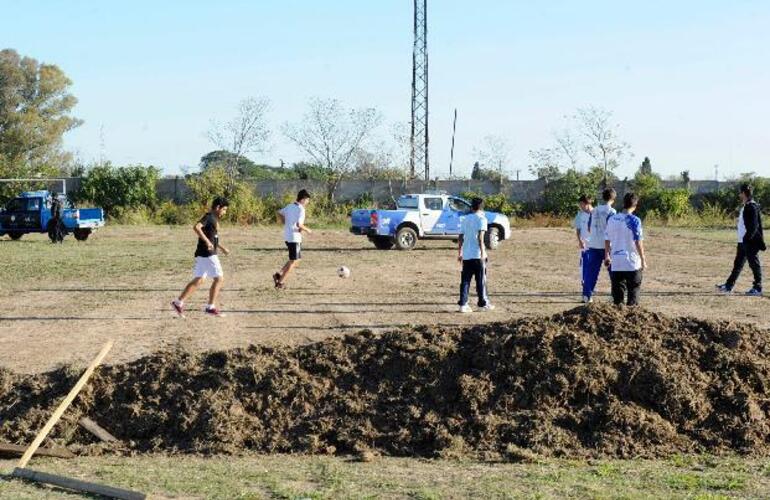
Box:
[273,189,312,289]
[171,197,231,317]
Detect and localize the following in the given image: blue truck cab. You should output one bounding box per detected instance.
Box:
[0,190,105,241]
[351,193,512,250]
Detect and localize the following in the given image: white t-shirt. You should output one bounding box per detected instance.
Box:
[572,210,591,245]
[737,205,746,243]
[588,203,617,249]
[461,212,488,260]
[280,202,305,243]
[605,212,644,272]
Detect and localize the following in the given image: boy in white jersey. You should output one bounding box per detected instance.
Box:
[457,197,494,313]
[604,192,648,306]
[583,188,617,303]
[573,194,593,298]
[273,189,313,289]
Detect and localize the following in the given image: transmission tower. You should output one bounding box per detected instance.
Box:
[410,0,429,180]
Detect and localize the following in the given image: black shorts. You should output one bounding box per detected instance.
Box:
[286,242,301,261]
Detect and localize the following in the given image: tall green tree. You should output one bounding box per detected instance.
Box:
[0,49,82,182]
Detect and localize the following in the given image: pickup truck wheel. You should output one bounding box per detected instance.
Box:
[395,227,418,250]
[74,229,91,241]
[372,236,395,250]
[8,232,23,241]
[484,226,500,250]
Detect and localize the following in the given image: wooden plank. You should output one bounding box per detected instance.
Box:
[0,443,74,459]
[78,417,118,442]
[12,467,146,500]
[17,340,113,469]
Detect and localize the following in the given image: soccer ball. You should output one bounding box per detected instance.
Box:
[337,266,351,279]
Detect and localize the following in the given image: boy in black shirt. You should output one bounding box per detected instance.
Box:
[171,197,230,317]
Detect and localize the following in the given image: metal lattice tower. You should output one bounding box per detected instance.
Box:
[410,0,429,180]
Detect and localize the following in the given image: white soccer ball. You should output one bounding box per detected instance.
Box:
[337,266,351,279]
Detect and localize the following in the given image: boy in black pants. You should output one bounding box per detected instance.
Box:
[604,193,648,306]
[717,183,765,296]
[457,197,494,312]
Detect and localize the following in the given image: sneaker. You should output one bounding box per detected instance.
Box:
[458,304,472,313]
[204,306,224,317]
[582,295,593,304]
[479,303,496,311]
[715,284,733,294]
[746,288,763,297]
[171,300,185,317]
[273,273,285,289]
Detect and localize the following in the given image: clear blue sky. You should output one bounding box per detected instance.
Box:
[4,0,769,179]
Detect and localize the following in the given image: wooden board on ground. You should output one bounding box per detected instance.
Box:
[12,467,146,500]
[78,417,118,442]
[0,443,74,459]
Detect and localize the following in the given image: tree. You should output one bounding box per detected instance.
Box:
[76,163,159,215]
[473,135,512,183]
[553,128,581,170]
[0,49,82,196]
[528,148,563,182]
[282,97,382,199]
[574,106,631,186]
[639,157,653,176]
[207,97,271,188]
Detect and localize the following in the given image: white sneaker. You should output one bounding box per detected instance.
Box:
[582,296,593,304]
[458,304,472,313]
[480,304,495,311]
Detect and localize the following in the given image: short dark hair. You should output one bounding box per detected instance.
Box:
[602,187,616,202]
[297,189,311,201]
[578,194,592,205]
[471,197,484,211]
[623,192,639,210]
[211,196,229,209]
[740,183,753,198]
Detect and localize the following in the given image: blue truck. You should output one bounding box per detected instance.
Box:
[0,190,105,241]
[350,193,512,250]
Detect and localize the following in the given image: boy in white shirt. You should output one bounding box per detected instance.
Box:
[583,188,617,303]
[273,189,312,289]
[457,197,494,313]
[573,194,593,298]
[604,192,648,306]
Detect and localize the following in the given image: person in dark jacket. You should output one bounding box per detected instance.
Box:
[48,192,65,243]
[717,183,765,296]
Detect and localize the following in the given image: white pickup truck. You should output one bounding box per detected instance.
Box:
[350,193,512,250]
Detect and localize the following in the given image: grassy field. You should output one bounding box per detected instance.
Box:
[2,454,770,499]
[1,225,768,498]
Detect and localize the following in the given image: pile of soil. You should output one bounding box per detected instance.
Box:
[2,304,770,460]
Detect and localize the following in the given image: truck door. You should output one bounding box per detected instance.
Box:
[443,197,472,235]
[420,196,444,234]
[0,197,42,231]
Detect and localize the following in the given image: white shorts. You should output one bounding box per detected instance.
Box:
[193,256,223,279]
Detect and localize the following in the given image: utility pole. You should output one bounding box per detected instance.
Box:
[410,0,429,181]
[448,108,457,178]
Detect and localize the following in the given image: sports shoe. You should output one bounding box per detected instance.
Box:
[582,295,593,304]
[171,300,185,317]
[273,273,285,289]
[715,284,732,294]
[458,304,472,313]
[745,288,763,297]
[479,303,496,311]
[204,306,224,317]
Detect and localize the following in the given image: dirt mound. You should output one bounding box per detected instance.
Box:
[2,304,770,460]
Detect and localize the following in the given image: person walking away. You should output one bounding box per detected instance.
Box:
[717,183,765,296]
[604,193,648,306]
[171,197,231,317]
[583,188,617,303]
[49,191,64,243]
[573,195,593,300]
[273,189,313,289]
[457,197,494,313]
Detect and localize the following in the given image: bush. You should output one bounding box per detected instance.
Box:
[459,191,521,216]
[640,188,692,220]
[77,163,159,215]
[540,168,604,216]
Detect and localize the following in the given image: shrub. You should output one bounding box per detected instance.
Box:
[459,191,521,216]
[77,163,159,215]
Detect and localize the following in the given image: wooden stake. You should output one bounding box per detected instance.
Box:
[0,443,74,459]
[17,340,113,469]
[12,467,146,500]
[78,417,118,442]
